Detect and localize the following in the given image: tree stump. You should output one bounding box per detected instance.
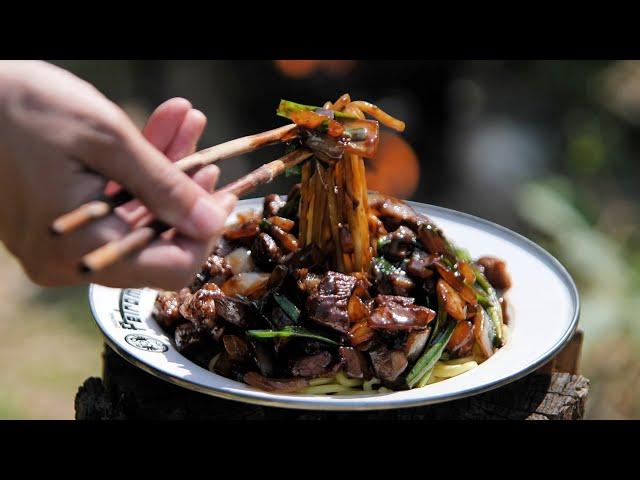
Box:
[75,331,589,420]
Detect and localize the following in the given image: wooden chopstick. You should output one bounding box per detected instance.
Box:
[51,123,299,236]
[79,148,313,274]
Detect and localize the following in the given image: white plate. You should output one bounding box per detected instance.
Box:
[89,198,579,411]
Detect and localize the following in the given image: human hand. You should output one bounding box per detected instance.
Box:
[0,61,237,290]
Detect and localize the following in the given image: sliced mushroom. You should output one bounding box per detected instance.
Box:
[446,320,475,356]
[437,279,467,321]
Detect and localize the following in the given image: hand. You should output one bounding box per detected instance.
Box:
[0,61,237,290]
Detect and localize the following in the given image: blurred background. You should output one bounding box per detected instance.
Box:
[1,60,638,419]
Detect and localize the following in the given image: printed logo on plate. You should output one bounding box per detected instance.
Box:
[125,334,168,353]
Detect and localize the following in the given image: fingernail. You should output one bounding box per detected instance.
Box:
[184,196,231,239]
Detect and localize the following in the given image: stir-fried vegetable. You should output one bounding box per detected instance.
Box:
[247,326,338,345]
[273,293,300,323]
[406,319,456,388]
[277,99,358,120]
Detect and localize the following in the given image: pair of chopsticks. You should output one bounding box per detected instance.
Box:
[51,123,311,273]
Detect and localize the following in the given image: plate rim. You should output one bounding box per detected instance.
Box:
[88,200,580,411]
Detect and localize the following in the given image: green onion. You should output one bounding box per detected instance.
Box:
[406,319,456,388]
[259,219,271,231]
[247,326,338,345]
[376,235,391,251]
[447,243,504,346]
[273,293,300,323]
[429,295,447,345]
[371,256,400,276]
[276,99,358,120]
[416,367,435,388]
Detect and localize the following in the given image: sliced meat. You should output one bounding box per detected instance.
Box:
[369,344,408,382]
[371,259,415,297]
[404,329,430,362]
[179,285,222,329]
[374,295,415,307]
[339,346,371,379]
[368,303,435,331]
[203,255,233,285]
[369,192,421,230]
[417,223,452,256]
[210,324,226,342]
[222,335,251,364]
[251,233,282,270]
[215,295,252,328]
[244,372,308,393]
[174,322,208,354]
[406,250,436,279]
[294,268,322,295]
[263,193,286,218]
[384,226,417,259]
[477,256,512,290]
[189,254,233,291]
[317,271,357,297]
[290,351,333,377]
[153,291,184,330]
[306,294,350,333]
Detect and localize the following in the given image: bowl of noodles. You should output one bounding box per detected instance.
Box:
[88,96,579,409]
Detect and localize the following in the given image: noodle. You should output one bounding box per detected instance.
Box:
[294,97,483,393]
[347,101,405,131]
[433,361,478,378]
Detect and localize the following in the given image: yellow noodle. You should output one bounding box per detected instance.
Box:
[332,93,352,111]
[300,384,356,395]
[335,371,364,387]
[326,165,344,271]
[309,376,336,386]
[443,356,475,366]
[299,162,311,245]
[433,361,478,378]
[363,377,381,391]
[348,100,405,132]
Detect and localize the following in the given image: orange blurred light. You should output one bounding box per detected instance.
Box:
[274,60,319,78]
[274,60,357,78]
[366,131,420,199]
